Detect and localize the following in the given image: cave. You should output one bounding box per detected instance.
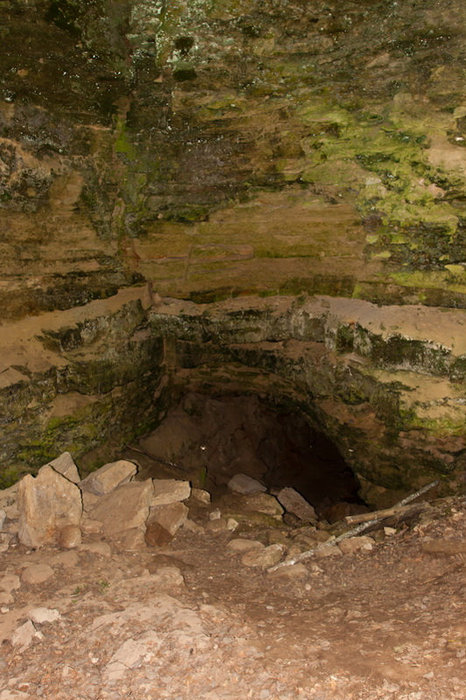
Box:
[1,1,466,694]
[1,0,465,504]
[126,391,364,520]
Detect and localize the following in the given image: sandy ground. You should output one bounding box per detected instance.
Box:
[1,492,466,700]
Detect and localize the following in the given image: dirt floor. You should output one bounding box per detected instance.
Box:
[1,486,466,699]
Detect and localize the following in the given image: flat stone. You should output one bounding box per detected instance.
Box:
[47,452,80,484]
[79,460,138,496]
[0,574,21,593]
[17,465,82,548]
[0,508,6,530]
[147,501,188,536]
[11,620,42,650]
[240,493,284,517]
[89,479,154,537]
[339,536,375,554]
[28,607,61,624]
[269,563,309,579]
[58,524,81,549]
[103,631,162,683]
[151,479,191,506]
[227,538,264,553]
[276,487,317,522]
[242,543,286,568]
[21,563,54,585]
[227,473,267,495]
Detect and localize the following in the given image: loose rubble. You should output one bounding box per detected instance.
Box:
[0,457,465,698]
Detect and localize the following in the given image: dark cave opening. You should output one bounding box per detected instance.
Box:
[132,392,365,520]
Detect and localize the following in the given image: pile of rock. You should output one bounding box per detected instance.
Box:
[0,460,322,555]
[0,452,192,551]
[1,459,376,573]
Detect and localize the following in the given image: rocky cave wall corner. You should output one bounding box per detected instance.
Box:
[0,0,465,504]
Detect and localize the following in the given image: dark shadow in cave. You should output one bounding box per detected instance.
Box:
[257,408,366,519]
[132,393,366,519]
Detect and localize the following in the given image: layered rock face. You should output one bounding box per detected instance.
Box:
[0,0,465,498]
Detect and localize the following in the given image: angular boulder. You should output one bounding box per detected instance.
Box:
[145,502,188,546]
[148,502,189,536]
[151,479,191,506]
[241,543,286,568]
[88,479,153,537]
[47,452,80,484]
[79,460,138,496]
[276,487,317,522]
[240,493,284,517]
[17,465,83,548]
[191,488,211,505]
[227,473,267,495]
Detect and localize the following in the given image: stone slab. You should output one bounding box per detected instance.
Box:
[227,473,267,495]
[277,487,317,522]
[89,479,154,537]
[47,452,80,484]
[151,479,191,506]
[17,465,83,548]
[80,460,138,496]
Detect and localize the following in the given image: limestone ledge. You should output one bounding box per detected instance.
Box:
[0,286,163,484]
[150,294,466,494]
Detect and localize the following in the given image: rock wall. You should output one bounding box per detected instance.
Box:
[0,287,165,486]
[149,295,466,502]
[0,0,465,493]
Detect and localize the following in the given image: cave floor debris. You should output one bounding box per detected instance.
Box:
[1,496,466,699]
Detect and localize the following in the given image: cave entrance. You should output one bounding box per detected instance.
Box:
[129,392,364,520]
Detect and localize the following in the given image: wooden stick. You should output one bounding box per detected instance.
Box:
[345,502,427,525]
[345,479,440,524]
[396,480,439,507]
[268,479,439,573]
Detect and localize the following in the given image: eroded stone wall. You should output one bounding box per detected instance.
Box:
[0,0,465,493]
